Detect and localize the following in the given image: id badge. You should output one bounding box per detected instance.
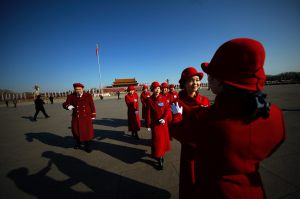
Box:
[158,102,164,107]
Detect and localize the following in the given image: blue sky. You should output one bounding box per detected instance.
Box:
[1,0,299,92]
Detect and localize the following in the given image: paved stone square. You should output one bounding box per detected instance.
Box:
[0,84,299,199]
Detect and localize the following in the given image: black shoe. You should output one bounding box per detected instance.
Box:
[84,146,92,153]
[135,133,140,140]
[158,157,164,170]
[84,142,92,153]
[46,116,50,118]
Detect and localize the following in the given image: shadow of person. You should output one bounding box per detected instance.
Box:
[94,129,151,146]
[93,118,128,127]
[41,151,171,199]
[21,116,35,122]
[25,132,147,164]
[7,162,96,199]
[25,132,74,148]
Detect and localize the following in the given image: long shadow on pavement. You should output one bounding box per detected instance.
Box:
[7,151,171,199]
[93,118,128,128]
[94,129,151,146]
[25,132,147,164]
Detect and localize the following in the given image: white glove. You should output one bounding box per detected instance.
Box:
[92,118,95,120]
[171,102,183,115]
[68,105,75,110]
[159,119,165,124]
[135,111,139,115]
[147,128,151,132]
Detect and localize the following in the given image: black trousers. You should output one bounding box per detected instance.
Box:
[34,108,49,119]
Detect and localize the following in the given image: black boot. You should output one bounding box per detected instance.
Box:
[74,139,81,149]
[135,131,140,140]
[84,141,92,153]
[158,157,164,170]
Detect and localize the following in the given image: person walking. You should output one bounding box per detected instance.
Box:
[63,83,96,153]
[33,95,50,121]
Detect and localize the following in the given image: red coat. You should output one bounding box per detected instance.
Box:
[140,91,151,120]
[170,90,210,199]
[125,93,141,132]
[146,94,171,158]
[169,90,178,104]
[160,92,171,106]
[63,92,96,142]
[172,94,286,199]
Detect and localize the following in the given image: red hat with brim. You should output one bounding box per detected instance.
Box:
[127,86,135,92]
[150,81,160,91]
[179,67,204,85]
[73,83,84,88]
[160,82,168,89]
[201,38,266,91]
[142,85,148,90]
[169,84,175,89]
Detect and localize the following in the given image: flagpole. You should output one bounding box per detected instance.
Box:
[96,43,102,95]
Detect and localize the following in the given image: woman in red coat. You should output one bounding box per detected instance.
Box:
[125,86,141,139]
[146,81,171,170]
[160,82,171,105]
[171,38,286,199]
[63,83,96,153]
[140,85,151,125]
[170,67,210,199]
[168,84,178,104]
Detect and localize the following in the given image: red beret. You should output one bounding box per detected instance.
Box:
[73,83,84,88]
[161,82,169,89]
[169,84,175,89]
[201,38,266,91]
[179,67,204,85]
[150,81,160,91]
[142,85,148,90]
[127,85,135,92]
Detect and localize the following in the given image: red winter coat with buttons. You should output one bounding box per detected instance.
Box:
[125,93,141,132]
[172,93,285,199]
[146,94,171,158]
[63,92,96,142]
[170,90,210,199]
[140,91,151,120]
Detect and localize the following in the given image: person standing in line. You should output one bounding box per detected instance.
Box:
[33,95,50,121]
[171,38,286,199]
[63,83,96,153]
[125,86,141,139]
[160,82,171,105]
[170,66,210,199]
[168,84,178,104]
[146,81,171,170]
[140,85,151,126]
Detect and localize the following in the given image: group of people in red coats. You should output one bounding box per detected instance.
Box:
[63,38,286,199]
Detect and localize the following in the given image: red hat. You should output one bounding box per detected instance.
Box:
[150,81,160,91]
[73,83,84,88]
[169,84,175,89]
[142,85,148,90]
[127,85,135,92]
[161,82,168,89]
[201,38,266,91]
[179,67,204,85]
